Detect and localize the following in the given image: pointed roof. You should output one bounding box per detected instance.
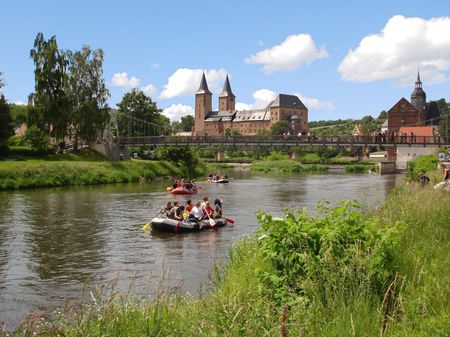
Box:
[196,72,212,95]
[219,75,235,98]
[268,94,307,109]
[411,70,426,99]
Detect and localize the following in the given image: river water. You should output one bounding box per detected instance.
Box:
[0,171,402,328]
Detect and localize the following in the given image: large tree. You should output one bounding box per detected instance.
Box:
[67,45,110,145]
[0,94,14,144]
[30,33,70,140]
[172,115,194,134]
[117,89,162,137]
[0,71,5,89]
[270,120,292,136]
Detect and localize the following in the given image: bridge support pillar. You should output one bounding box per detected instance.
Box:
[215,149,225,161]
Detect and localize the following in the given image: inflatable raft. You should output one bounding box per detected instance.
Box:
[150,217,228,233]
[168,186,198,194]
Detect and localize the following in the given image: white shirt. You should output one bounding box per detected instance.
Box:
[191,206,203,219]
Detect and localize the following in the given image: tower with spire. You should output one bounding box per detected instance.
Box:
[193,72,212,136]
[219,75,235,111]
[411,71,426,118]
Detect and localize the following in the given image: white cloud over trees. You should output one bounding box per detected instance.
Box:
[163,103,194,122]
[111,72,140,88]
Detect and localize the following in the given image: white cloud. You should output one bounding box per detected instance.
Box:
[338,15,450,84]
[159,68,227,99]
[111,72,140,88]
[238,89,334,112]
[141,84,157,96]
[292,92,335,111]
[13,100,26,105]
[245,34,328,73]
[163,103,194,122]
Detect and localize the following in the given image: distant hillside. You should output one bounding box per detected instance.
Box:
[308,113,386,136]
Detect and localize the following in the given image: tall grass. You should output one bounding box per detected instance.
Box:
[0,160,187,190]
[13,168,450,336]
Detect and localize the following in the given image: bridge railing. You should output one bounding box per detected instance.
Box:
[117,135,449,146]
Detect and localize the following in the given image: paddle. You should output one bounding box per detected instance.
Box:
[203,208,216,227]
[223,217,235,224]
[142,209,162,232]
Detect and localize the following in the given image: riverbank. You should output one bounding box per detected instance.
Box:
[13,164,449,336]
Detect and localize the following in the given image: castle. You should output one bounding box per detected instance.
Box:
[192,73,309,136]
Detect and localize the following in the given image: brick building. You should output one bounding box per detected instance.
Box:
[386,72,441,160]
[192,73,309,136]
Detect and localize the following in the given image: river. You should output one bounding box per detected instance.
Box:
[0,171,402,329]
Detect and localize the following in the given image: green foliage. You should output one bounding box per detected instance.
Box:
[156,146,204,176]
[264,151,289,161]
[23,125,51,151]
[67,45,110,144]
[251,160,328,173]
[30,32,70,140]
[406,155,439,181]
[0,160,183,190]
[270,120,292,135]
[256,200,397,303]
[172,115,194,133]
[0,94,14,144]
[8,103,28,128]
[117,89,162,137]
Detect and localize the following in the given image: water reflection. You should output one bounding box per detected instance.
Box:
[0,172,402,328]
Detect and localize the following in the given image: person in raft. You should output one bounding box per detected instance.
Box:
[202,200,214,218]
[189,201,203,222]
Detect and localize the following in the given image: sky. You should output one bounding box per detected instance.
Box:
[1,0,450,122]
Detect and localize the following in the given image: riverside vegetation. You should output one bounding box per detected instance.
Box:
[0,148,206,190]
[13,157,449,336]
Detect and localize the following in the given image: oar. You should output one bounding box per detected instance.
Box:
[203,208,216,228]
[223,217,235,224]
[142,209,162,231]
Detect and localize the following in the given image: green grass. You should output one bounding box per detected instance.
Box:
[13,164,450,337]
[250,159,328,173]
[0,160,188,190]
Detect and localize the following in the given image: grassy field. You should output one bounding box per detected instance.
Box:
[14,163,449,336]
[0,149,204,190]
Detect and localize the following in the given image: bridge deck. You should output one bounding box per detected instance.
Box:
[117,135,449,147]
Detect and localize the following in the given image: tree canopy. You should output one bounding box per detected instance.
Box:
[0,95,14,145]
[270,120,292,135]
[117,89,163,137]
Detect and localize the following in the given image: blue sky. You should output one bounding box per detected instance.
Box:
[1,0,450,122]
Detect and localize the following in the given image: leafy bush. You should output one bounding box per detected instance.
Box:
[406,155,439,181]
[256,200,397,303]
[264,151,289,161]
[345,164,376,173]
[23,125,51,151]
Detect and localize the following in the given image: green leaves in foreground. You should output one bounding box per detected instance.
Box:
[256,200,399,304]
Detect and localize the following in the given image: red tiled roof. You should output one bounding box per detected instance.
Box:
[398,126,434,136]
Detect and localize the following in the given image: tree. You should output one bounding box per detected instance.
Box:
[171,115,194,134]
[30,33,70,141]
[436,98,450,142]
[0,94,14,144]
[270,120,292,135]
[377,110,387,120]
[67,45,110,145]
[23,124,50,150]
[117,89,162,136]
[9,104,28,128]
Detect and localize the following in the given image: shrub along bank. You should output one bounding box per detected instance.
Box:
[15,163,450,336]
[251,159,328,173]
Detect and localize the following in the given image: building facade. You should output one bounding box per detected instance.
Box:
[192,73,309,136]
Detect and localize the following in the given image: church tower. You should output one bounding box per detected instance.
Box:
[193,72,212,136]
[411,71,426,120]
[219,75,235,111]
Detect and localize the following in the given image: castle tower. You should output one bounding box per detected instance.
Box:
[219,75,235,111]
[411,71,426,121]
[193,72,212,136]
